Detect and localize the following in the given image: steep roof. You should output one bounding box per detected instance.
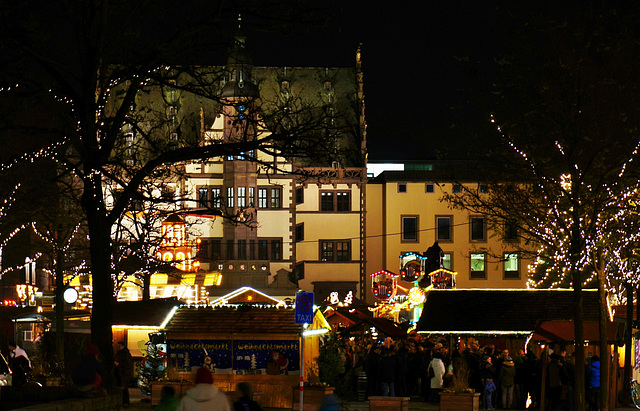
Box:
[416,289,600,334]
[164,306,300,338]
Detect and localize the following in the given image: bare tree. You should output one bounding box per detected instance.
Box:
[0,1,362,386]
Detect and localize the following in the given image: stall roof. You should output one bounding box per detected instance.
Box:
[416,289,600,334]
[164,306,300,337]
[112,298,181,327]
[532,320,620,343]
[341,316,408,338]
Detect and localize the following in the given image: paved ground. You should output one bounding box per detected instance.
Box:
[125,389,640,410]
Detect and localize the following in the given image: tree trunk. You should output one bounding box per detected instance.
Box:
[143,274,150,301]
[622,282,633,406]
[82,177,115,388]
[55,249,65,372]
[597,257,609,411]
[573,282,586,411]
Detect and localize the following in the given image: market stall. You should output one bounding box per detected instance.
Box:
[161,302,325,408]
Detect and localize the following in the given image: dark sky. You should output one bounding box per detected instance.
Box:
[247,1,502,161]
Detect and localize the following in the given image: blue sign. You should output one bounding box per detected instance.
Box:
[167,340,233,374]
[295,292,314,324]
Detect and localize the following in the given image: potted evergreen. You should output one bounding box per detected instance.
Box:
[439,359,479,411]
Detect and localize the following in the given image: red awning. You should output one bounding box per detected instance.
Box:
[532,320,619,343]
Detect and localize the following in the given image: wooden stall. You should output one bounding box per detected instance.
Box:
[162,303,323,408]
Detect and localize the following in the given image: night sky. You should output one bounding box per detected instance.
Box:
[247,1,503,161]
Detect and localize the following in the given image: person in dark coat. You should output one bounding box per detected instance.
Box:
[395,344,408,397]
[365,344,382,398]
[586,355,601,411]
[72,343,104,397]
[114,341,134,406]
[234,382,263,411]
[380,348,398,397]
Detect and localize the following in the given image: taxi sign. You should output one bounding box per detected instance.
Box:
[295,292,314,324]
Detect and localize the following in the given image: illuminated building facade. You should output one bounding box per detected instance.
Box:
[110,29,367,304]
[365,163,533,301]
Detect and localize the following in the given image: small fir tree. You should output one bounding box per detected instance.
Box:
[137,342,166,396]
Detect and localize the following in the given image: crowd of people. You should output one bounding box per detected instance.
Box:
[328,333,602,411]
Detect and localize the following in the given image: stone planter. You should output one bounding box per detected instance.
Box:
[439,391,480,411]
[292,386,334,411]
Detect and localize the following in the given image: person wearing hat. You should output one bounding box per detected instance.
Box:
[178,367,231,411]
[71,343,104,397]
[499,356,516,409]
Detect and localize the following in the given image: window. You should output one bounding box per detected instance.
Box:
[320,240,351,262]
[295,224,304,243]
[452,184,462,193]
[443,253,452,270]
[504,253,519,279]
[249,240,255,259]
[436,216,452,241]
[425,183,434,193]
[256,238,283,261]
[271,239,282,260]
[336,192,349,211]
[211,188,222,208]
[237,187,246,208]
[320,190,351,212]
[281,80,290,91]
[258,240,268,260]
[258,188,268,208]
[321,192,334,211]
[402,216,418,242]
[227,187,234,207]
[248,187,255,207]
[211,239,221,260]
[295,187,304,204]
[398,183,407,193]
[324,81,332,90]
[257,187,282,209]
[504,219,519,242]
[470,216,486,241]
[238,240,247,259]
[470,253,486,279]
[270,188,282,208]
[479,184,488,193]
[226,239,234,259]
[198,187,208,207]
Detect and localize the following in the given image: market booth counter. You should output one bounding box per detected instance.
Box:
[160,305,317,408]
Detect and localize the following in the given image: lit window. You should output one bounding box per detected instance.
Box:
[504,253,519,279]
[211,188,222,208]
[198,188,208,207]
[270,188,282,208]
[257,187,281,209]
[258,188,268,208]
[470,253,486,279]
[237,187,246,208]
[227,187,234,207]
[443,253,452,270]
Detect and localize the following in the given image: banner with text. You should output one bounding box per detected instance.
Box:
[167,339,300,375]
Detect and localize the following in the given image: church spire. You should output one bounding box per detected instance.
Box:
[222,13,257,98]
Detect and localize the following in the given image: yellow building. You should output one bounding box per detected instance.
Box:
[366,164,531,301]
